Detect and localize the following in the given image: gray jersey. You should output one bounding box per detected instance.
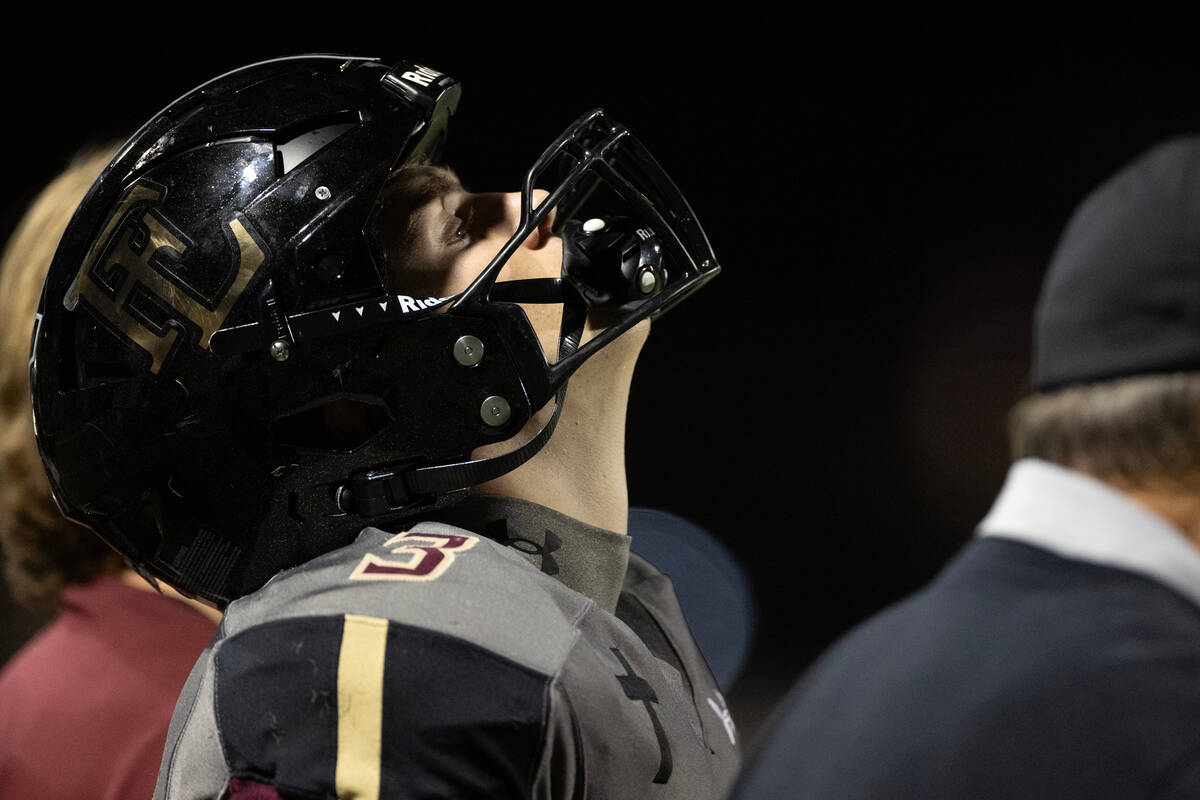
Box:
[154,497,739,799]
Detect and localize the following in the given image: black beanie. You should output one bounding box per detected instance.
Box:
[1035,136,1200,390]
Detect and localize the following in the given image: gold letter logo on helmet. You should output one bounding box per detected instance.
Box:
[64,181,267,374]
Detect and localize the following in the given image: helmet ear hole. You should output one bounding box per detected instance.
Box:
[270,396,394,451]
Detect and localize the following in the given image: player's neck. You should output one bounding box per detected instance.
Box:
[472,320,645,535]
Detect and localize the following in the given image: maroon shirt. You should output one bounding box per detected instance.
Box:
[0,576,216,799]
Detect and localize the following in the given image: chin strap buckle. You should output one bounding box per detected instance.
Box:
[339,468,412,516]
[336,469,468,519]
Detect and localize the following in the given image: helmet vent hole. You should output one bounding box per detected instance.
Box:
[275,120,357,175]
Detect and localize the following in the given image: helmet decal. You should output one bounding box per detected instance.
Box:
[64,180,268,373]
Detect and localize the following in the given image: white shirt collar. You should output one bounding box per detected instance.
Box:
[978,458,1200,608]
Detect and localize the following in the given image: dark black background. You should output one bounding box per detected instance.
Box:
[5,18,1200,742]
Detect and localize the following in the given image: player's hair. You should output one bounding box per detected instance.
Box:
[1009,372,1200,488]
[0,143,124,609]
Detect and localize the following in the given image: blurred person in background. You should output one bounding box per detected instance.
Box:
[728,137,1200,799]
[0,143,219,799]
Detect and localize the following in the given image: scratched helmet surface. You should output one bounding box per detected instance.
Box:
[32,54,720,606]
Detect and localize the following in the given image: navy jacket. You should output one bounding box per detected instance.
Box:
[731,537,1200,799]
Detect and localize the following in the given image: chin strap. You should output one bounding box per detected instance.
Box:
[340,303,587,518]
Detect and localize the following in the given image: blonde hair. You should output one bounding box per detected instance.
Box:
[0,143,124,608]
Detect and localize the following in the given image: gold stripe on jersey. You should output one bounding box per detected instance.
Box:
[335,614,389,800]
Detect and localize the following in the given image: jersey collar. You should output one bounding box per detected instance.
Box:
[428,495,630,613]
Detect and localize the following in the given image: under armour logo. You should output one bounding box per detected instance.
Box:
[485,519,561,576]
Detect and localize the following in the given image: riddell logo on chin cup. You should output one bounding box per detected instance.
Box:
[561,215,666,309]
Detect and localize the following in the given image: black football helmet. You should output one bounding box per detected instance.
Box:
[31,55,719,606]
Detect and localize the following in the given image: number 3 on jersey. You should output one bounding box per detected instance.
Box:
[349,531,478,582]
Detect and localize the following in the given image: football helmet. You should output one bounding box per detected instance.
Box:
[31,55,719,606]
